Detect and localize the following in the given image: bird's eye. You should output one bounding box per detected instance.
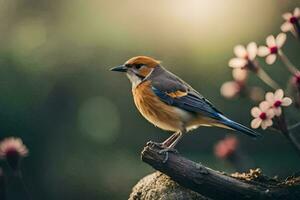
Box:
[135,64,144,69]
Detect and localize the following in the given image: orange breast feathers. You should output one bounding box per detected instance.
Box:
[132,81,189,132]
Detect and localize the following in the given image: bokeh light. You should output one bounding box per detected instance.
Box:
[78,96,120,144]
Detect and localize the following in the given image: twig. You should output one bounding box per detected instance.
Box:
[285,131,300,153]
[288,121,300,131]
[278,50,298,74]
[256,68,280,90]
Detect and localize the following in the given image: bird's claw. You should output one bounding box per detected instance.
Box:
[146,141,178,163]
[147,141,164,148]
[158,148,178,163]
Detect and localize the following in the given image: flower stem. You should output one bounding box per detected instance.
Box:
[294,22,300,39]
[278,50,299,74]
[291,29,298,39]
[256,68,280,90]
[288,121,300,131]
[0,170,5,200]
[16,171,32,200]
[284,130,300,155]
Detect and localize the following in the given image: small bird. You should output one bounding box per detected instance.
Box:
[111,56,260,158]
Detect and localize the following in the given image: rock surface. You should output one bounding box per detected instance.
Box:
[129,172,209,200]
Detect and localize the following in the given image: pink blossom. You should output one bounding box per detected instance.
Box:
[251,101,274,129]
[0,137,28,158]
[0,137,28,171]
[265,89,292,116]
[258,33,287,65]
[281,8,300,33]
[214,136,238,159]
[229,42,258,69]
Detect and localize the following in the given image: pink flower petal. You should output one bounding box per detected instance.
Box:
[265,119,273,127]
[259,101,271,112]
[282,12,292,20]
[266,54,277,65]
[234,45,247,58]
[251,118,262,129]
[265,92,275,103]
[266,109,275,118]
[276,33,286,48]
[258,46,270,57]
[232,68,248,82]
[273,107,282,116]
[266,35,276,47]
[282,97,292,106]
[247,42,257,60]
[0,137,28,158]
[281,22,293,32]
[261,119,273,129]
[274,89,284,99]
[251,107,261,117]
[228,58,247,68]
[294,7,300,17]
[220,81,240,98]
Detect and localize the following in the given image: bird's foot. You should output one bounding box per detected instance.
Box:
[158,147,178,163]
[146,141,178,163]
[147,141,165,148]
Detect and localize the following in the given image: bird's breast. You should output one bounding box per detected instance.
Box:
[132,81,192,132]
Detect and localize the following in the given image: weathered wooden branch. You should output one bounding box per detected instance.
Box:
[141,142,300,200]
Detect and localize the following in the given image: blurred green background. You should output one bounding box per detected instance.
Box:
[0,0,300,199]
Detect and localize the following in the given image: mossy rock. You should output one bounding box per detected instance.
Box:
[129,172,209,200]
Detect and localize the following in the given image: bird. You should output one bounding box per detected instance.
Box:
[110,56,260,160]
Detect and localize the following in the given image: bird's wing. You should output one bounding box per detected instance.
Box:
[149,70,223,120]
[147,66,260,138]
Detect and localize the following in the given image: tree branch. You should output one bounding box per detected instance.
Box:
[141,142,300,200]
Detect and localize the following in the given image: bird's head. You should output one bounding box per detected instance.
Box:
[110,56,160,87]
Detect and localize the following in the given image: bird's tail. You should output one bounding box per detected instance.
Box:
[217,114,261,138]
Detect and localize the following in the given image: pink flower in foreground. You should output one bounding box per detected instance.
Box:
[281,8,300,33]
[251,101,274,129]
[229,42,258,70]
[258,33,287,65]
[0,137,28,171]
[265,89,292,116]
[214,136,238,159]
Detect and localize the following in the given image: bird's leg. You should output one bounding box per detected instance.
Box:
[159,130,185,163]
[147,131,179,148]
[167,132,184,149]
[162,132,180,147]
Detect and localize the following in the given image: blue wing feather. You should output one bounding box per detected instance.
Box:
[151,86,221,120]
[147,66,260,138]
[152,86,260,137]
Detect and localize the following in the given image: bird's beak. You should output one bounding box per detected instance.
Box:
[110,65,127,72]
